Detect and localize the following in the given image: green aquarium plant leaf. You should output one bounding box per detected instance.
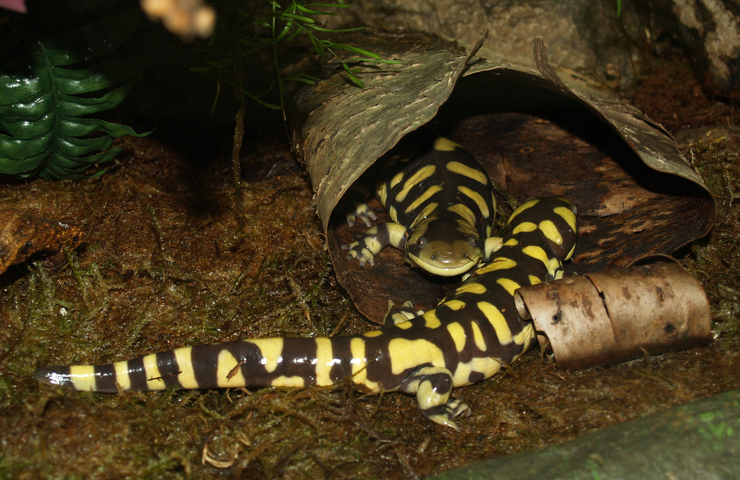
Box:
[0,1,148,180]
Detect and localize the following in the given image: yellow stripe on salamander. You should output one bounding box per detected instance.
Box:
[538,219,563,245]
[411,203,439,228]
[444,299,467,310]
[522,245,558,277]
[423,310,442,328]
[447,322,466,353]
[404,185,443,214]
[271,376,306,388]
[507,198,539,224]
[251,338,284,373]
[455,282,487,295]
[470,322,487,351]
[216,348,246,388]
[476,302,513,345]
[387,338,445,375]
[350,337,380,391]
[390,171,404,189]
[512,222,537,235]
[457,185,490,218]
[396,165,436,203]
[475,257,517,275]
[496,278,521,296]
[114,361,132,390]
[554,205,577,232]
[378,182,389,207]
[174,347,198,388]
[68,365,96,391]
[433,137,462,151]
[445,161,489,185]
[315,337,334,386]
[447,203,476,226]
[143,353,166,390]
[513,323,536,349]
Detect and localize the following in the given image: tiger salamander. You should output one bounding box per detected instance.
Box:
[35,197,578,430]
[343,137,501,277]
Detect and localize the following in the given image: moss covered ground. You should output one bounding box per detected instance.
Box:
[1,48,739,479]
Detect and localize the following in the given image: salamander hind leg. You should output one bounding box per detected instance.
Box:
[399,365,470,431]
[345,201,377,227]
[383,300,425,328]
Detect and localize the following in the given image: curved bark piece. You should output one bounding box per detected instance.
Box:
[516,262,711,370]
[287,31,716,323]
[288,32,470,229]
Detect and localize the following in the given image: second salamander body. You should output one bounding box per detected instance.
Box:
[35,197,578,430]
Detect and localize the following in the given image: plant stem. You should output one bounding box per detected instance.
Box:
[226,3,246,225]
[272,1,287,122]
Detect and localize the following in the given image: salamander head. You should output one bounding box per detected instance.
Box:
[406,215,483,276]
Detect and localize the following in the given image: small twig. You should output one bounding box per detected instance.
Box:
[147,206,172,275]
[329,311,350,337]
[283,265,313,328]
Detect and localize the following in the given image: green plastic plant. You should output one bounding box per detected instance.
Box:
[0,1,147,180]
[196,0,396,116]
[194,0,398,205]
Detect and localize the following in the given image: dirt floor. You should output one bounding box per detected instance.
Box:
[1,42,740,479]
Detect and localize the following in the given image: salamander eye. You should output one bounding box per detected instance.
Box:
[467,234,479,248]
[417,236,427,248]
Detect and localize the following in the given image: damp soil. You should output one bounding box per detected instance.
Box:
[1,48,740,479]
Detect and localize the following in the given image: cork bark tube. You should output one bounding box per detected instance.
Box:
[514,262,711,370]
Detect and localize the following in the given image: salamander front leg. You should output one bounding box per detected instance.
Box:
[483,236,504,261]
[399,366,470,431]
[342,223,407,268]
[383,300,424,328]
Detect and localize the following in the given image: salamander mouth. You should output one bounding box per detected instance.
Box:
[407,252,480,276]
